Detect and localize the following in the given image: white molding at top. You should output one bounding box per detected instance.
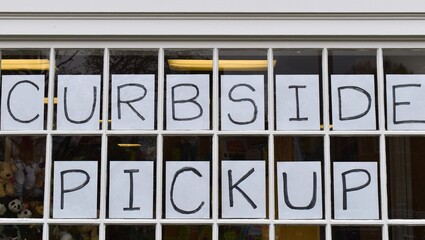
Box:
[0,12,425,41]
[1,12,425,20]
[1,0,425,14]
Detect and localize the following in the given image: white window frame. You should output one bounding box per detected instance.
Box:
[2,41,425,240]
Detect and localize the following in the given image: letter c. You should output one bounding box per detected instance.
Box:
[7,80,40,123]
[170,167,205,214]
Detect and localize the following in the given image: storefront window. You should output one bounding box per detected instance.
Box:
[0,47,424,240]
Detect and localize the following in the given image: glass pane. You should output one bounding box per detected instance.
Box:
[332,226,381,240]
[389,225,425,240]
[163,225,212,240]
[109,49,158,130]
[274,136,324,219]
[328,50,378,130]
[51,136,101,218]
[275,225,325,240]
[106,225,155,240]
[0,49,50,130]
[219,49,268,130]
[164,49,213,130]
[107,136,156,218]
[331,137,379,161]
[0,136,46,218]
[273,49,323,130]
[383,50,425,130]
[387,136,425,219]
[0,225,42,240]
[219,137,268,219]
[219,225,268,240]
[50,225,98,240]
[384,49,425,74]
[163,136,212,218]
[54,49,104,130]
[330,137,381,219]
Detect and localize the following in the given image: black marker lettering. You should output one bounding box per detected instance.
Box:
[60,169,90,209]
[170,167,205,214]
[171,84,203,121]
[282,172,317,210]
[392,84,425,124]
[123,169,140,211]
[7,80,40,123]
[228,168,257,209]
[117,83,147,121]
[227,84,258,125]
[342,169,371,210]
[288,85,308,121]
[338,86,372,121]
[64,86,97,124]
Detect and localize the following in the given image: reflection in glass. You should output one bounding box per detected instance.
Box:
[390,225,425,240]
[332,226,381,240]
[163,225,212,240]
[220,137,267,161]
[106,225,155,240]
[329,50,376,75]
[50,225,98,240]
[219,225,268,240]
[330,137,379,162]
[52,136,101,161]
[163,136,212,161]
[1,49,50,130]
[387,137,425,219]
[384,50,425,74]
[0,136,45,218]
[55,49,103,75]
[275,136,323,162]
[0,225,42,240]
[275,225,325,240]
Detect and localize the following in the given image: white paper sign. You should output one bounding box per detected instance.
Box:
[166,75,210,130]
[111,75,155,130]
[53,161,98,218]
[276,75,320,130]
[221,75,265,130]
[386,74,425,130]
[57,75,101,130]
[165,161,210,218]
[331,75,376,130]
[109,161,154,218]
[277,161,322,219]
[221,160,266,218]
[333,162,379,219]
[1,75,45,130]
